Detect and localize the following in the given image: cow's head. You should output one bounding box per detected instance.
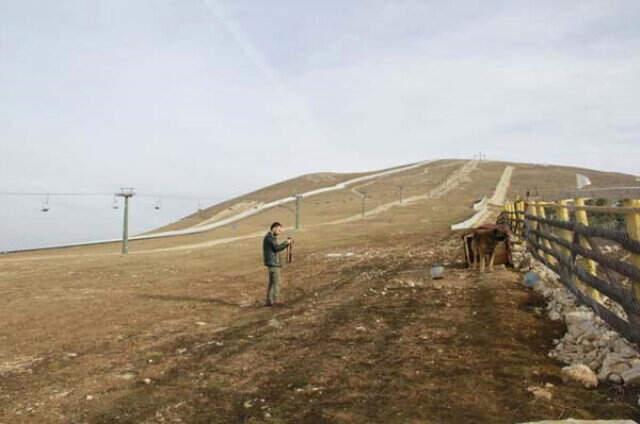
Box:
[493,225,511,241]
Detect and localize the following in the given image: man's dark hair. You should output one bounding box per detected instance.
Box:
[270,222,282,231]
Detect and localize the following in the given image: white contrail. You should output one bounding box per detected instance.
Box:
[203,0,281,87]
[202,0,330,146]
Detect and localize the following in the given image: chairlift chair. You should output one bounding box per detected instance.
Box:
[154,198,162,211]
[41,194,50,212]
[112,196,119,210]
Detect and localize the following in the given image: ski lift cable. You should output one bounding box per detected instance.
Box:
[0,191,115,196]
[0,191,222,201]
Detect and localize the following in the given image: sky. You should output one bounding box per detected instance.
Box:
[1,0,639,250]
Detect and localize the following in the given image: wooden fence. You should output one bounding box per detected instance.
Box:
[503,198,640,344]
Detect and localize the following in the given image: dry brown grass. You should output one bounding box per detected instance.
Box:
[1,160,638,423]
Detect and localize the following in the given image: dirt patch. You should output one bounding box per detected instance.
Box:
[2,160,638,422]
[3,232,636,423]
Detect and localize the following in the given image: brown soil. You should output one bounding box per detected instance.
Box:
[1,160,638,423]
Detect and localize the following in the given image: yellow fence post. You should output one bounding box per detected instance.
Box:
[624,199,640,301]
[508,202,515,228]
[556,200,573,259]
[516,200,526,236]
[536,203,555,265]
[528,201,541,257]
[503,202,510,228]
[556,199,591,295]
[575,197,601,302]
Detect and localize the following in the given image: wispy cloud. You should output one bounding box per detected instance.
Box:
[0,0,638,249]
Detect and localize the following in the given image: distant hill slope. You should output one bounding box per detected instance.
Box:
[149,161,425,234]
[154,159,637,235]
[505,161,638,199]
[6,158,637,256]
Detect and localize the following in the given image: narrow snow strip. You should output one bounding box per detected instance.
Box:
[326,160,478,225]
[450,165,514,231]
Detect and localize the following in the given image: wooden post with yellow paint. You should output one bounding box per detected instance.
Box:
[507,202,515,228]
[556,199,591,295]
[556,200,573,259]
[516,200,526,236]
[624,199,640,301]
[510,200,515,235]
[536,203,555,265]
[574,197,601,302]
[528,201,541,258]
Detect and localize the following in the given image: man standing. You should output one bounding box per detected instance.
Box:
[263,222,292,306]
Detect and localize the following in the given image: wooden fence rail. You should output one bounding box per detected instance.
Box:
[503,197,640,344]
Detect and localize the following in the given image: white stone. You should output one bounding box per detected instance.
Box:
[527,386,553,401]
[612,339,639,359]
[565,311,594,326]
[621,366,640,386]
[549,311,561,321]
[561,364,598,388]
[609,373,623,384]
[598,352,632,382]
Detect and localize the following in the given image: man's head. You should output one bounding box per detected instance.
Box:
[270,222,283,235]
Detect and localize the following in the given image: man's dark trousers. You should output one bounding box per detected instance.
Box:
[266,267,281,305]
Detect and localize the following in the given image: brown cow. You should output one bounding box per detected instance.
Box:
[470,224,511,273]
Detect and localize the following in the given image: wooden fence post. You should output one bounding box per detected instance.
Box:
[509,201,516,233]
[624,199,640,301]
[508,202,515,228]
[556,200,573,259]
[536,203,555,265]
[516,200,526,236]
[556,199,591,296]
[503,202,510,227]
[575,197,601,302]
[528,201,541,257]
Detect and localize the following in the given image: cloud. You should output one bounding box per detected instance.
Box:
[0,0,638,249]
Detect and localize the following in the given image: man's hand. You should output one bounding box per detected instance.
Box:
[286,238,293,245]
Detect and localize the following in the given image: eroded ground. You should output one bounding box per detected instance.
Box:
[2,230,638,423]
[2,160,639,423]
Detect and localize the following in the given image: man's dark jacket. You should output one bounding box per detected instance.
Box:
[263,232,289,268]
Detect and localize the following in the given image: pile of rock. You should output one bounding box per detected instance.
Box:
[549,307,640,385]
[510,240,531,271]
[511,239,640,389]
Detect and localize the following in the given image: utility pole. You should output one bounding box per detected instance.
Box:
[115,187,135,254]
[399,185,404,204]
[295,194,302,230]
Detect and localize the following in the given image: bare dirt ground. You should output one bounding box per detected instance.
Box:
[1,160,639,423]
